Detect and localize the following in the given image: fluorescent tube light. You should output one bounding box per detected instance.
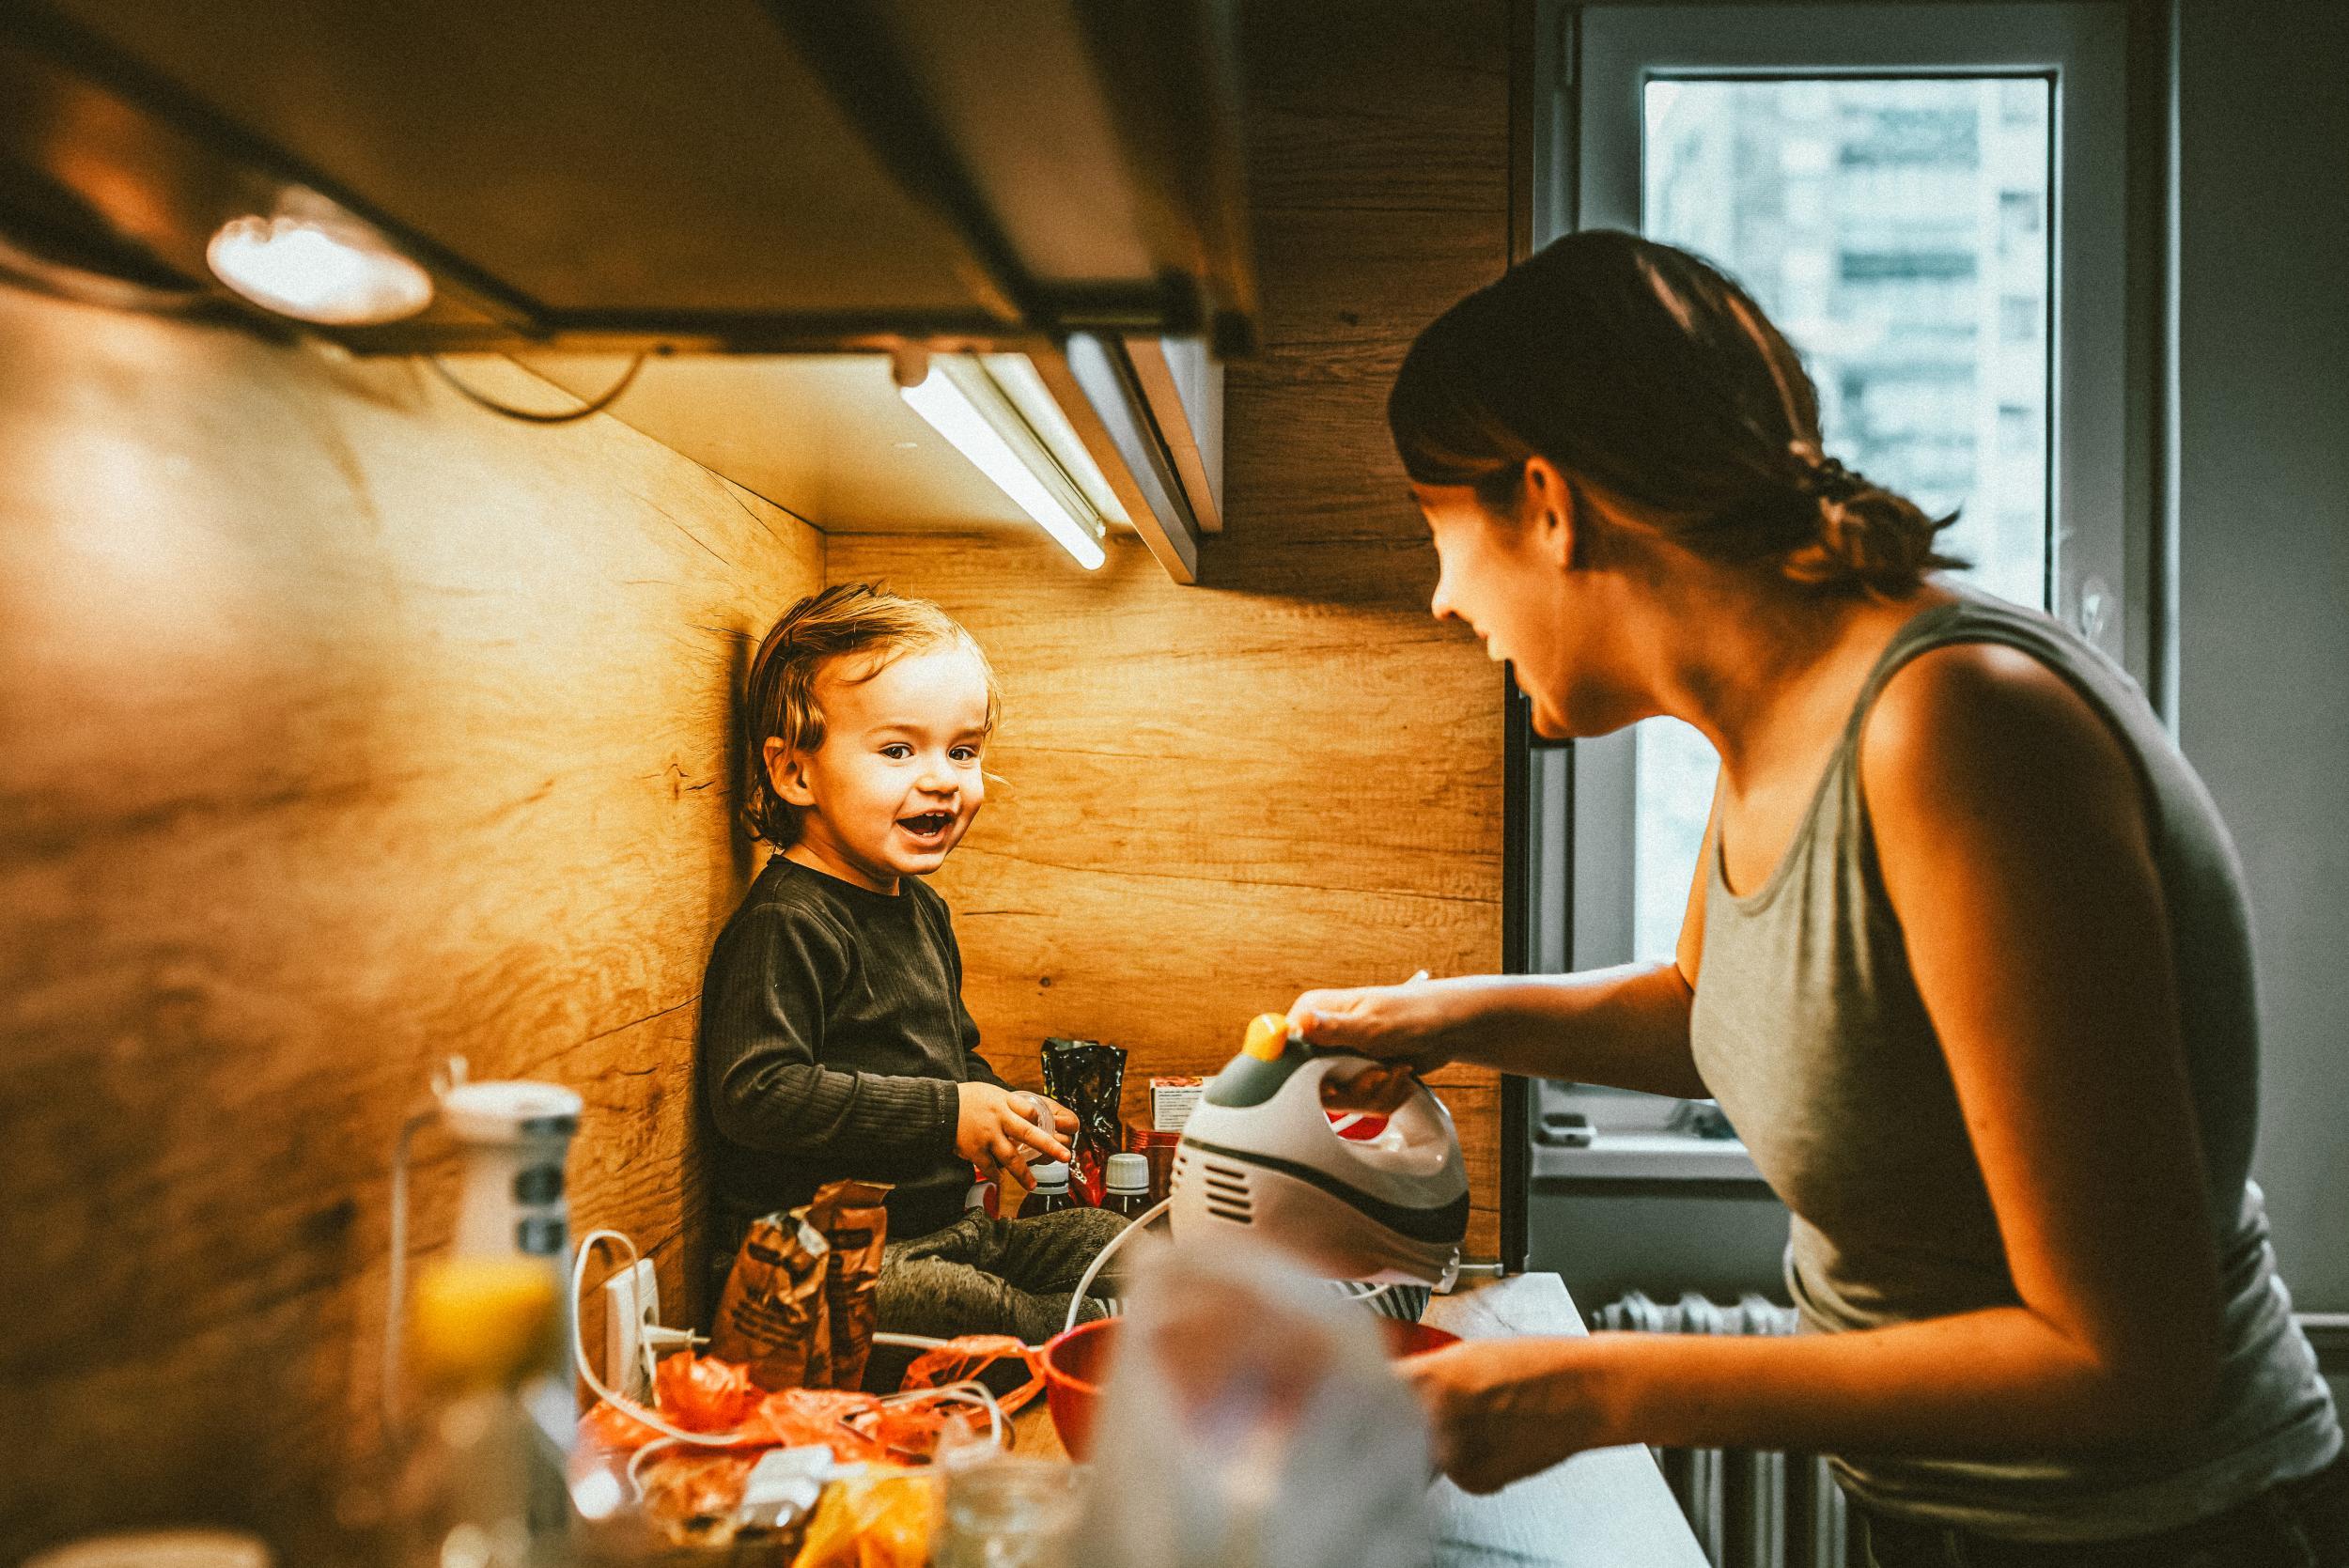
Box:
[898,357,1107,570]
[208,209,432,325]
[980,352,1129,526]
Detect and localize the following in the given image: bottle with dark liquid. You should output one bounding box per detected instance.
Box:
[1102,1153,1154,1219]
[1025,1159,1075,1216]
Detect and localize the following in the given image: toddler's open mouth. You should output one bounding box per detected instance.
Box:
[897,810,954,841]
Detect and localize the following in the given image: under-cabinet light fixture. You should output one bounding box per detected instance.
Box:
[895,353,1108,570]
[206,196,432,326]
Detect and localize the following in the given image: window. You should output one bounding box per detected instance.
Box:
[2000,190,2046,253]
[1530,3,2136,1159]
[2001,292,2044,343]
[1634,70,2053,959]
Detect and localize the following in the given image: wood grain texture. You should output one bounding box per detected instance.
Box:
[824,0,1517,1259]
[0,292,820,1562]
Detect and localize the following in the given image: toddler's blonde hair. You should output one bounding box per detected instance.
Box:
[740,583,1001,847]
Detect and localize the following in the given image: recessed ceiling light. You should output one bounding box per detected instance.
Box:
[206,208,432,325]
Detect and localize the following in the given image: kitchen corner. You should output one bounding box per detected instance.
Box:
[2,0,1545,1564]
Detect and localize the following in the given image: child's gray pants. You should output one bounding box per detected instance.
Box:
[879,1206,1129,1347]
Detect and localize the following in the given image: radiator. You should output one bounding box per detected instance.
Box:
[1592,1292,1849,1568]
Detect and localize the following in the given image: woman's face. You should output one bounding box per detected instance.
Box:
[1419,470,1642,740]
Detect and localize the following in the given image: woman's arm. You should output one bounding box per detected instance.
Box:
[1289,773,1722,1097]
[1287,961,1708,1098]
[1408,644,2227,1492]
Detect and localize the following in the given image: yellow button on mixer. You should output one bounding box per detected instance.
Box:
[1242,1011,1294,1061]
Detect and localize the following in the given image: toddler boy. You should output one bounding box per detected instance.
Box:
[698,584,1125,1351]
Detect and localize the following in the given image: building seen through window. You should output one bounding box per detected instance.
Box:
[1630,78,2053,961]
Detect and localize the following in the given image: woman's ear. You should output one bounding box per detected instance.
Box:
[1522,457,1579,571]
[765,737,817,807]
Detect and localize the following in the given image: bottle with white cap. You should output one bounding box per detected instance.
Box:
[1103,1152,1153,1219]
[1025,1156,1074,1216]
[1015,1092,1076,1216]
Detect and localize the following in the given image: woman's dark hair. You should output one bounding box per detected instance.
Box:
[1387,229,1963,595]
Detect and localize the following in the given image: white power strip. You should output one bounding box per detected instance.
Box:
[601,1257,660,1401]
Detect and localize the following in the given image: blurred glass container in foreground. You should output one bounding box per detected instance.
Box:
[392,1256,571,1568]
[935,1455,1085,1568]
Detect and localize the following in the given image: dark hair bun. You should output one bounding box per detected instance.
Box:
[1778,449,1961,595]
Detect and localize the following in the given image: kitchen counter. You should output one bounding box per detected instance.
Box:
[1014,1272,1707,1567]
[1421,1273,1709,1567]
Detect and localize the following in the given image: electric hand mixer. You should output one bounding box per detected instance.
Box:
[1172,1012,1469,1286]
[1066,1012,1470,1330]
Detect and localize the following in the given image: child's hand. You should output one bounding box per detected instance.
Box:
[956,1084,1070,1193]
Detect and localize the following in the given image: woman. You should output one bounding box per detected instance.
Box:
[1291,231,2343,1563]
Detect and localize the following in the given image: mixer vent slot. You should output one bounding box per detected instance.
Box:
[1202,1160,1252,1223]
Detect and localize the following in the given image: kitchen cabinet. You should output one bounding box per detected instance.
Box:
[516,340,1221,584]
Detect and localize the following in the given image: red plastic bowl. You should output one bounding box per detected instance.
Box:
[1038,1313,1461,1461]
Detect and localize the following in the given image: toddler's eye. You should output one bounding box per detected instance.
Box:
[951,747,980,764]
[880,743,913,760]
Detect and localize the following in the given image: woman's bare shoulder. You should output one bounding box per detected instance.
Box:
[1858,640,2143,849]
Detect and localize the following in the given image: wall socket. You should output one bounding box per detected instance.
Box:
[601,1257,660,1401]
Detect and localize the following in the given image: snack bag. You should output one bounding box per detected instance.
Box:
[710,1208,833,1389]
[804,1178,892,1389]
[1042,1037,1128,1204]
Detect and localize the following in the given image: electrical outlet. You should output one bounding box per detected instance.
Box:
[602,1258,660,1400]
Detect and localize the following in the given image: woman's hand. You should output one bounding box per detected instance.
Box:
[1399,1338,1615,1494]
[956,1084,1070,1193]
[1286,971,1454,1069]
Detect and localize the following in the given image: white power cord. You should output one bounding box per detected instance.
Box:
[572,1229,760,1447]
[1062,1197,1173,1337]
[572,1231,1009,1454]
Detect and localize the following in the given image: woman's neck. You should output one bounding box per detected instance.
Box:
[1636,571,1946,786]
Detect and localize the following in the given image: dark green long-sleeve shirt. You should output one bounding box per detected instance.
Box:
[697,855,1006,1240]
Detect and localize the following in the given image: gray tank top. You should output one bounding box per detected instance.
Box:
[1688,592,2340,1541]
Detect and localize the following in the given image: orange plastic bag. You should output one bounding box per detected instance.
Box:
[754,1387,888,1466]
[897,1334,1045,1417]
[788,1469,936,1568]
[656,1351,762,1433]
[578,1398,664,1453]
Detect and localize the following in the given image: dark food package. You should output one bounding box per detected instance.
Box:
[1041,1036,1128,1206]
[804,1178,892,1390]
[709,1208,832,1390]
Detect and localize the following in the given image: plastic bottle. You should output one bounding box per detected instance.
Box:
[1103,1153,1154,1219]
[1025,1159,1075,1216]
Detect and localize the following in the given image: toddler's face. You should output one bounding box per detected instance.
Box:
[775,644,990,893]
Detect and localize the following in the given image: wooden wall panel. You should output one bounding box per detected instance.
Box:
[829,0,1516,1254]
[0,291,821,1562]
